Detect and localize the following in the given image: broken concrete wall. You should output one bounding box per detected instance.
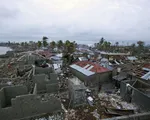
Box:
[132,87,150,111]
[120,80,150,111]
[120,81,127,98]
[33,74,50,93]
[3,86,28,107]
[0,88,6,108]
[33,73,58,94]
[0,93,62,120]
[46,73,59,93]
[15,94,62,118]
[1,97,23,120]
[68,79,87,107]
[46,84,59,93]
[34,66,53,77]
[49,73,58,83]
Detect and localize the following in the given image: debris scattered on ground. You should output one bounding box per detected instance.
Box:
[98,92,138,111]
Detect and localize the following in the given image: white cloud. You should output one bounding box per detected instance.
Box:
[0,0,150,44]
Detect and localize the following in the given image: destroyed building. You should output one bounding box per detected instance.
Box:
[0,51,64,120]
[121,79,150,111]
[0,85,62,120]
[1,48,150,120]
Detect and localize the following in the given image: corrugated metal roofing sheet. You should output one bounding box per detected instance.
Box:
[87,65,94,70]
[143,64,150,69]
[70,64,95,76]
[84,64,90,69]
[141,71,150,80]
[72,61,110,73]
[127,56,137,61]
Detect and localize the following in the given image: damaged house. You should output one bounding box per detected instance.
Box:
[70,61,112,92]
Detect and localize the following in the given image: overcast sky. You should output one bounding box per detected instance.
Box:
[0,0,150,44]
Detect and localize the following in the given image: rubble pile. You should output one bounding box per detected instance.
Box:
[98,92,138,111]
[30,112,64,120]
[37,93,60,101]
[0,67,33,85]
[65,107,98,120]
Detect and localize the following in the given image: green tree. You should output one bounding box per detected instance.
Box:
[24,42,28,47]
[21,42,25,46]
[42,36,48,40]
[115,42,119,52]
[100,37,104,45]
[69,42,76,53]
[137,40,144,54]
[103,41,108,51]
[98,37,105,50]
[115,42,119,46]
[50,41,56,50]
[37,41,42,48]
[137,41,144,48]
[42,36,48,47]
[107,42,111,50]
[131,43,136,55]
[131,43,136,48]
[57,40,63,49]
[64,40,75,53]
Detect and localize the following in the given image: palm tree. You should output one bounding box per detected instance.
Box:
[50,41,56,50]
[115,42,119,46]
[42,36,48,47]
[103,41,108,51]
[137,41,144,47]
[64,40,75,53]
[107,42,111,51]
[57,40,63,50]
[42,36,48,40]
[115,42,119,52]
[137,40,144,53]
[21,42,25,46]
[37,41,42,48]
[100,37,104,45]
[24,42,28,47]
[131,43,136,55]
[69,42,76,53]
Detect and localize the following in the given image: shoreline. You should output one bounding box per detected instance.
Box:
[0,46,13,55]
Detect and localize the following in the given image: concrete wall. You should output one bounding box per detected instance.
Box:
[98,71,112,83]
[70,68,88,82]
[35,67,53,77]
[50,73,58,84]
[120,80,150,111]
[0,94,62,120]
[70,67,112,88]
[68,80,87,107]
[0,84,10,89]
[4,86,28,106]
[132,88,150,111]
[0,89,6,108]
[33,73,58,94]
[33,74,50,93]
[46,84,59,93]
